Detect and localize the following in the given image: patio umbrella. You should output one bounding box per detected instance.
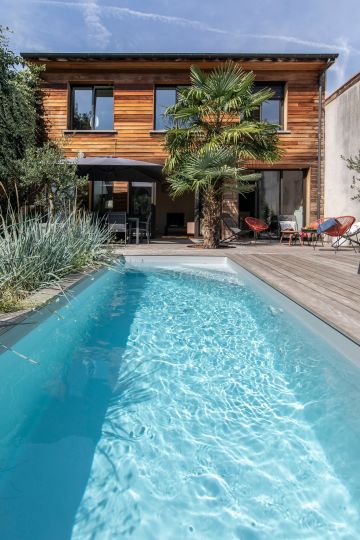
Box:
[67,156,163,182]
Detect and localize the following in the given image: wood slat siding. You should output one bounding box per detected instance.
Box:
[39,59,325,221]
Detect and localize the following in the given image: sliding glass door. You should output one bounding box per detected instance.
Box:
[92,181,129,213]
[257,170,305,227]
[258,171,281,224]
[280,171,304,227]
[92,181,155,218]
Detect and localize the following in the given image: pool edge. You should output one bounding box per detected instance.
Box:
[226,254,360,349]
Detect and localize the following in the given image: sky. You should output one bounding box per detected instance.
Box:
[1,0,360,93]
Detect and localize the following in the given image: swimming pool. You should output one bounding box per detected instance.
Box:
[0,256,360,539]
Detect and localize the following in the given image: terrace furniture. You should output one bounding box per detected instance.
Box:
[301,218,329,246]
[137,212,152,244]
[222,213,250,243]
[127,217,140,244]
[314,216,356,251]
[301,226,318,246]
[326,216,360,251]
[279,215,302,246]
[107,211,128,244]
[244,217,269,242]
[343,222,360,251]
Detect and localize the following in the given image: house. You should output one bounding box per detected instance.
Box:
[325,72,360,221]
[21,52,337,237]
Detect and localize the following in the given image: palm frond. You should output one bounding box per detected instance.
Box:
[190,65,207,89]
[221,121,278,142]
[204,61,245,97]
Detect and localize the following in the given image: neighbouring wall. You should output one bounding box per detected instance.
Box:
[325,77,360,220]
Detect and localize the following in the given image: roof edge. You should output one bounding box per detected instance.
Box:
[325,70,360,104]
[20,51,338,63]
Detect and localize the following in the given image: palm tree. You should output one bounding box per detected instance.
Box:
[163,61,281,248]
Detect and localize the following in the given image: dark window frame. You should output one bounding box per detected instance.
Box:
[70,85,114,130]
[252,82,285,128]
[153,85,189,130]
[253,169,306,226]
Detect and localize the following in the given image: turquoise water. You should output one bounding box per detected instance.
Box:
[0,260,360,539]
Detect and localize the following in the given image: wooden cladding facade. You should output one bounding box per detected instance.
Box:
[35,57,330,221]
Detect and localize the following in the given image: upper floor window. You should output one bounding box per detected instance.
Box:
[154,86,191,130]
[154,87,177,130]
[252,83,285,127]
[71,86,114,130]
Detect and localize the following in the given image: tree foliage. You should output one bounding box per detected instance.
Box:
[0,27,44,185]
[163,62,281,248]
[0,27,85,211]
[18,142,87,211]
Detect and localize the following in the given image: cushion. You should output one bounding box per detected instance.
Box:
[348,222,360,235]
[279,221,297,231]
[317,218,337,234]
[333,222,360,246]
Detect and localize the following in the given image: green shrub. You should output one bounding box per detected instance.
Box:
[0,209,112,312]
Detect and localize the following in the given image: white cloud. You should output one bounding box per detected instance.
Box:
[104,5,228,34]
[82,1,111,48]
[33,0,229,34]
[327,38,351,88]
[32,0,111,48]
[237,33,350,54]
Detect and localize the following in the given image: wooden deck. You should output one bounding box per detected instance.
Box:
[230,249,360,345]
[119,241,360,345]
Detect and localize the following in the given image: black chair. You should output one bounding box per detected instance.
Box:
[221,213,250,243]
[107,211,128,244]
[138,212,152,244]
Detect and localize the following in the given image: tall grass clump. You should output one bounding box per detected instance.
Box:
[0,208,112,312]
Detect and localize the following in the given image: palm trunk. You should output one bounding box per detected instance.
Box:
[202,186,222,249]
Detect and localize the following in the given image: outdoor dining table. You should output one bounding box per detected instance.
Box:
[127,217,140,244]
[301,227,318,246]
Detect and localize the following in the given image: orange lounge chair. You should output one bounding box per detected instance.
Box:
[244,217,269,242]
[315,216,356,251]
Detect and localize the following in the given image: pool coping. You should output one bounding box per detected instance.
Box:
[226,253,360,348]
[0,276,80,329]
[0,266,105,337]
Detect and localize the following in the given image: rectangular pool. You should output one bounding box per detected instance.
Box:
[0,256,359,539]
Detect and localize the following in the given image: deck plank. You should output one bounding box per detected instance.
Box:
[232,253,360,343]
[257,255,360,299]
[238,255,360,309]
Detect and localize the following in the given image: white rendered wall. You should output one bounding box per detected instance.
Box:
[325,79,360,220]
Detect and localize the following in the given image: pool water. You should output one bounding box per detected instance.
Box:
[0,258,360,539]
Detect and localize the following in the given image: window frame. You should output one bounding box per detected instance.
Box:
[153,85,189,131]
[254,169,306,226]
[70,85,114,131]
[252,82,286,129]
